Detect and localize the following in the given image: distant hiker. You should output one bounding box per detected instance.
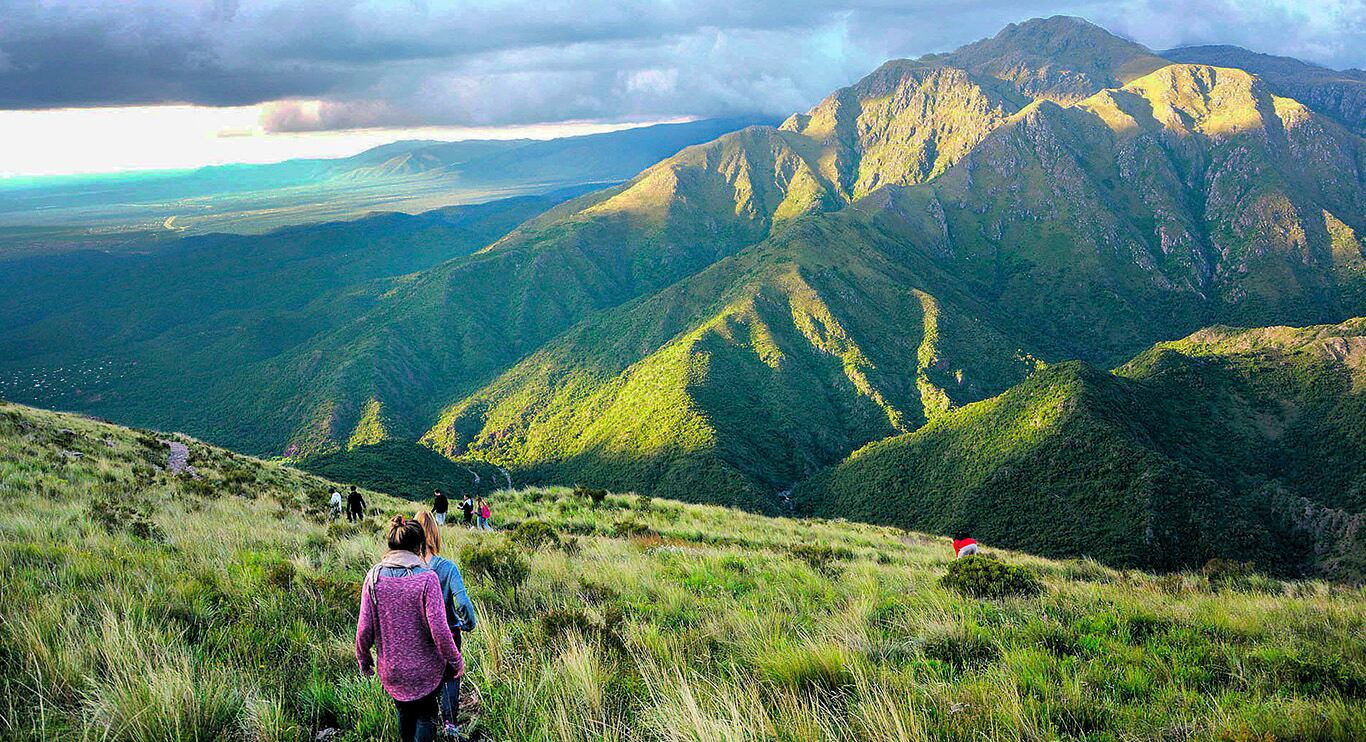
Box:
[953,531,978,559]
[347,485,366,523]
[459,495,475,529]
[432,489,449,526]
[415,511,478,739]
[357,516,464,742]
[329,488,343,520]
[475,496,492,531]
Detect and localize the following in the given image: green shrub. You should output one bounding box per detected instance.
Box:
[541,606,627,654]
[264,560,295,590]
[634,494,653,512]
[509,519,560,550]
[462,542,530,597]
[790,542,842,576]
[91,498,166,544]
[613,517,656,538]
[574,484,608,507]
[940,555,1043,598]
[578,579,618,604]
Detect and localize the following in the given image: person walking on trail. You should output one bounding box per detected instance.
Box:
[347,486,366,523]
[356,516,465,742]
[475,496,492,532]
[459,495,475,529]
[432,489,449,526]
[329,488,343,520]
[415,511,478,739]
[952,531,978,559]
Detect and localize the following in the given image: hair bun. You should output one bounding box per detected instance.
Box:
[388,514,406,528]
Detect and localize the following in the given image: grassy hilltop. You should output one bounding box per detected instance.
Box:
[2,400,1364,741]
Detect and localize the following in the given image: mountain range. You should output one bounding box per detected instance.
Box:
[0,116,766,244]
[4,15,1363,574]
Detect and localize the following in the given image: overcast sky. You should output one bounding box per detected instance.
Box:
[2,0,1361,176]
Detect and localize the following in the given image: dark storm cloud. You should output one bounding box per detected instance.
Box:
[1,0,1361,129]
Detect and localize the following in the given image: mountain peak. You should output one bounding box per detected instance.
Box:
[943,15,1168,102]
[999,15,1115,38]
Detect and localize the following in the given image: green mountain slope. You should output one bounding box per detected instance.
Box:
[796,319,1366,579]
[226,58,1038,458]
[0,187,593,422]
[419,62,1366,508]
[420,212,1042,510]
[1163,45,1366,136]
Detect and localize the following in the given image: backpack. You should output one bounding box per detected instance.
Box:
[364,563,433,655]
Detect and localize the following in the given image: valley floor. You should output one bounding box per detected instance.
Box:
[1,401,1363,740]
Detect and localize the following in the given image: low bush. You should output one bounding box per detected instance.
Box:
[509,519,560,550]
[541,606,627,654]
[790,542,842,576]
[462,542,530,598]
[573,484,608,507]
[940,555,1043,598]
[613,517,656,538]
[264,560,296,590]
[91,498,166,544]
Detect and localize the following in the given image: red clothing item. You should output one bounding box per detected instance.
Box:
[953,537,977,555]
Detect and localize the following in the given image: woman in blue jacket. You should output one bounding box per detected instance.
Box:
[415,510,478,739]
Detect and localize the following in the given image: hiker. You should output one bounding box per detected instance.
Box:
[953,531,978,559]
[432,489,449,526]
[415,511,478,739]
[329,488,343,520]
[356,516,464,742]
[459,495,475,529]
[347,486,366,523]
[475,496,492,531]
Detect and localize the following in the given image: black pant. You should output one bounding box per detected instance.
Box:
[395,687,440,742]
[348,506,361,522]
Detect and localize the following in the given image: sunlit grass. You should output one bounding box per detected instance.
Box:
[1,400,1363,740]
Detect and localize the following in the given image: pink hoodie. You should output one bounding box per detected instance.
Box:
[356,553,464,701]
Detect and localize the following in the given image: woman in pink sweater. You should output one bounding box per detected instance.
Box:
[357,515,465,742]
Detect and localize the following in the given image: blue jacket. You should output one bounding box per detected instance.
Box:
[428,554,477,632]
